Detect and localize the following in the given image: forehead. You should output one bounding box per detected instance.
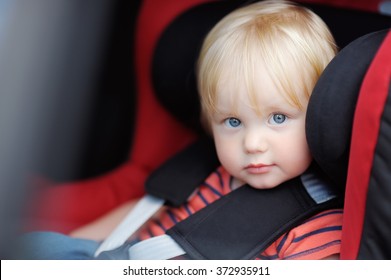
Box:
[215,60,305,113]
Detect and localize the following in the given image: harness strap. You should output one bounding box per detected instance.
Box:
[128,234,186,260]
[145,137,219,206]
[94,195,164,257]
[166,173,341,260]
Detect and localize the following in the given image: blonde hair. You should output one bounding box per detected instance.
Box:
[197,0,337,130]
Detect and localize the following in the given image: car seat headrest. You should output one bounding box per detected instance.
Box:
[306,29,390,191]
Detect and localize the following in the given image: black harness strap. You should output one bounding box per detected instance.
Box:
[166,178,341,260]
[145,137,219,207]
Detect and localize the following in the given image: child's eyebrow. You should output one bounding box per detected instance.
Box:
[213,111,236,118]
[212,108,240,118]
[264,99,303,111]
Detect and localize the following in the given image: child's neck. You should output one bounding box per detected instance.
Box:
[230,177,245,190]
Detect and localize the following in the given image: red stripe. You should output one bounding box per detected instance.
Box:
[340,31,391,259]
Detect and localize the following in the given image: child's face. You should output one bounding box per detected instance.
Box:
[210,66,312,190]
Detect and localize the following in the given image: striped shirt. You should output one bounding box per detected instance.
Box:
[137,166,343,259]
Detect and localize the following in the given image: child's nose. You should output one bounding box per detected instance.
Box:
[244,129,268,154]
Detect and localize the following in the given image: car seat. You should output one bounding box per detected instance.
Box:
[26,0,391,240]
[95,28,391,260]
[307,28,391,259]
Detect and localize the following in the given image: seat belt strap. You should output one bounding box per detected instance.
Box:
[128,234,186,260]
[94,194,164,257]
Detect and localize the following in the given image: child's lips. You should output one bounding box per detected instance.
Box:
[245,163,275,174]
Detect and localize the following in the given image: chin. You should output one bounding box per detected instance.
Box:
[248,181,279,190]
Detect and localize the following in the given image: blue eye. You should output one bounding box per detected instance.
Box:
[270,114,287,125]
[224,117,241,128]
